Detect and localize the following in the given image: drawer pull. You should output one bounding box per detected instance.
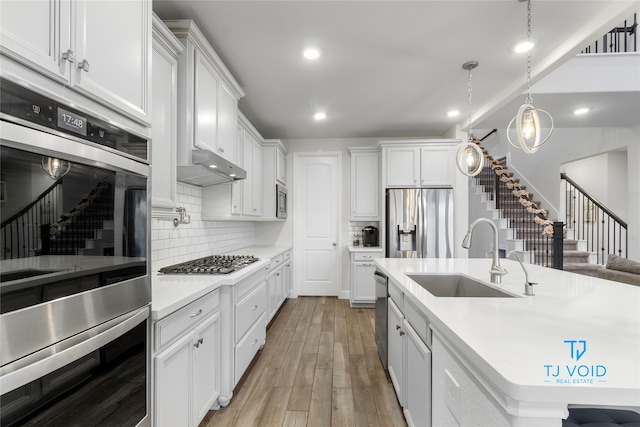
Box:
[252,304,258,311]
[191,309,203,318]
[252,339,259,346]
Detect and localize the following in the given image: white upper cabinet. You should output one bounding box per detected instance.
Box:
[0,0,150,125]
[381,141,458,188]
[194,52,219,153]
[151,15,183,216]
[165,20,245,168]
[262,140,288,220]
[348,147,380,220]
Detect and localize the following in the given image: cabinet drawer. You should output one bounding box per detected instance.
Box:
[352,251,383,262]
[235,312,266,383]
[388,280,403,310]
[155,289,220,352]
[268,254,284,272]
[404,298,430,347]
[236,268,266,301]
[236,281,267,341]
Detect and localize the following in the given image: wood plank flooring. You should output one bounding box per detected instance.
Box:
[199,297,407,427]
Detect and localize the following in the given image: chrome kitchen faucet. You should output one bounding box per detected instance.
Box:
[462,218,508,284]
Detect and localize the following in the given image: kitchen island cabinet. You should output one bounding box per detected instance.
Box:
[374,258,640,426]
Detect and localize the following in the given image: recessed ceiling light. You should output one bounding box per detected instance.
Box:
[314,112,326,120]
[447,110,460,118]
[209,164,218,169]
[513,40,534,53]
[303,48,320,60]
[574,107,590,115]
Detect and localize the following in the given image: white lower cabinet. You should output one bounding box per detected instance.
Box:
[388,298,405,404]
[387,286,432,427]
[404,317,431,427]
[266,251,291,323]
[154,290,221,427]
[350,249,382,306]
[233,270,267,386]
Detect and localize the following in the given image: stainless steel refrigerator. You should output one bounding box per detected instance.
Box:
[386,188,453,258]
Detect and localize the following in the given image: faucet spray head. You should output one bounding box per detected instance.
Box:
[461,231,472,249]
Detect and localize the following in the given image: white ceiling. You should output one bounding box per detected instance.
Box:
[153,1,640,140]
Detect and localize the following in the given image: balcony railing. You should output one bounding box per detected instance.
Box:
[581,13,637,54]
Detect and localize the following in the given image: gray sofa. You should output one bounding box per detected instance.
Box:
[596,254,640,286]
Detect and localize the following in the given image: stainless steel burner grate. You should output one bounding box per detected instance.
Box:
[158,255,259,275]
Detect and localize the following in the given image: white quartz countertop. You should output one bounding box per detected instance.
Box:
[151,245,290,320]
[374,258,640,408]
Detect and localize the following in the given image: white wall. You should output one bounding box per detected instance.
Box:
[151,183,255,271]
[478,124,639,260]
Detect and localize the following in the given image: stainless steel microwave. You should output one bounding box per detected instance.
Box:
[276,184,287,219]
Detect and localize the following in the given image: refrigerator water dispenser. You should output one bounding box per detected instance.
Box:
[397,224,417,252]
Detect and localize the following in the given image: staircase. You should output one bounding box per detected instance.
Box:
[470,145,602,276]
[43,178,115,256]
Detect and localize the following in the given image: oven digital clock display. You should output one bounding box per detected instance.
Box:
[57,107,87,136]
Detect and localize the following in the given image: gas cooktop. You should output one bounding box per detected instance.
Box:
[158,255,259,275]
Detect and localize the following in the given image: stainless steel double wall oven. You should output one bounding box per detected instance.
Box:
[0,79,151,426]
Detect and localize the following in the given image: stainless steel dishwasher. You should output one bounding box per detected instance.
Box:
[374,270,389,371]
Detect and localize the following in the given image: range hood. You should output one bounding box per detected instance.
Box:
[177,149,247,186]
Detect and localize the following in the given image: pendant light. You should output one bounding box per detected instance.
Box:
[507,0,553,154]
[456,60,484,177]
[42,156,71,179]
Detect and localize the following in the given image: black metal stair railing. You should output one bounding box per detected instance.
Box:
[473,133,563,269]
[561,173,628,264]
[581,13,637,54]
[1,179,63,260]
[44,178,115,256]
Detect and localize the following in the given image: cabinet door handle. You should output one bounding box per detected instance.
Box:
[399,330,405,336]
[252,304,258,311]
[62,49,75,63]
[396,325,401,330]
[194,338,203,348]
[191,309,203,318]
[252,339,259,346]
[78,59,90,72]
[276,273,280,277]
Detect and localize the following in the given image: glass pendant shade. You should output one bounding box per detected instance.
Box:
[507,103,553,154]
[456,142,483,177]
[42,156,71,179]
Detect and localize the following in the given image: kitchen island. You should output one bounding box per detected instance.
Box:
[375,257,640,426]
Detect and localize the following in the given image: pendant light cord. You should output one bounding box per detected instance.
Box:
[525,0,533,105]
[467,64,473,142]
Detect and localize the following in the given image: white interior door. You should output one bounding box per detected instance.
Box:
[294,153,340,296]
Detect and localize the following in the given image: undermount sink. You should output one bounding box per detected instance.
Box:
[406,273,515,298]
[0,268,61,283]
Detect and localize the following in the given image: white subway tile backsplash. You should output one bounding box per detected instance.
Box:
[151,183,255,271]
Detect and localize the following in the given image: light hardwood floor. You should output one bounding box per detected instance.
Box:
[199,296,407,427]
